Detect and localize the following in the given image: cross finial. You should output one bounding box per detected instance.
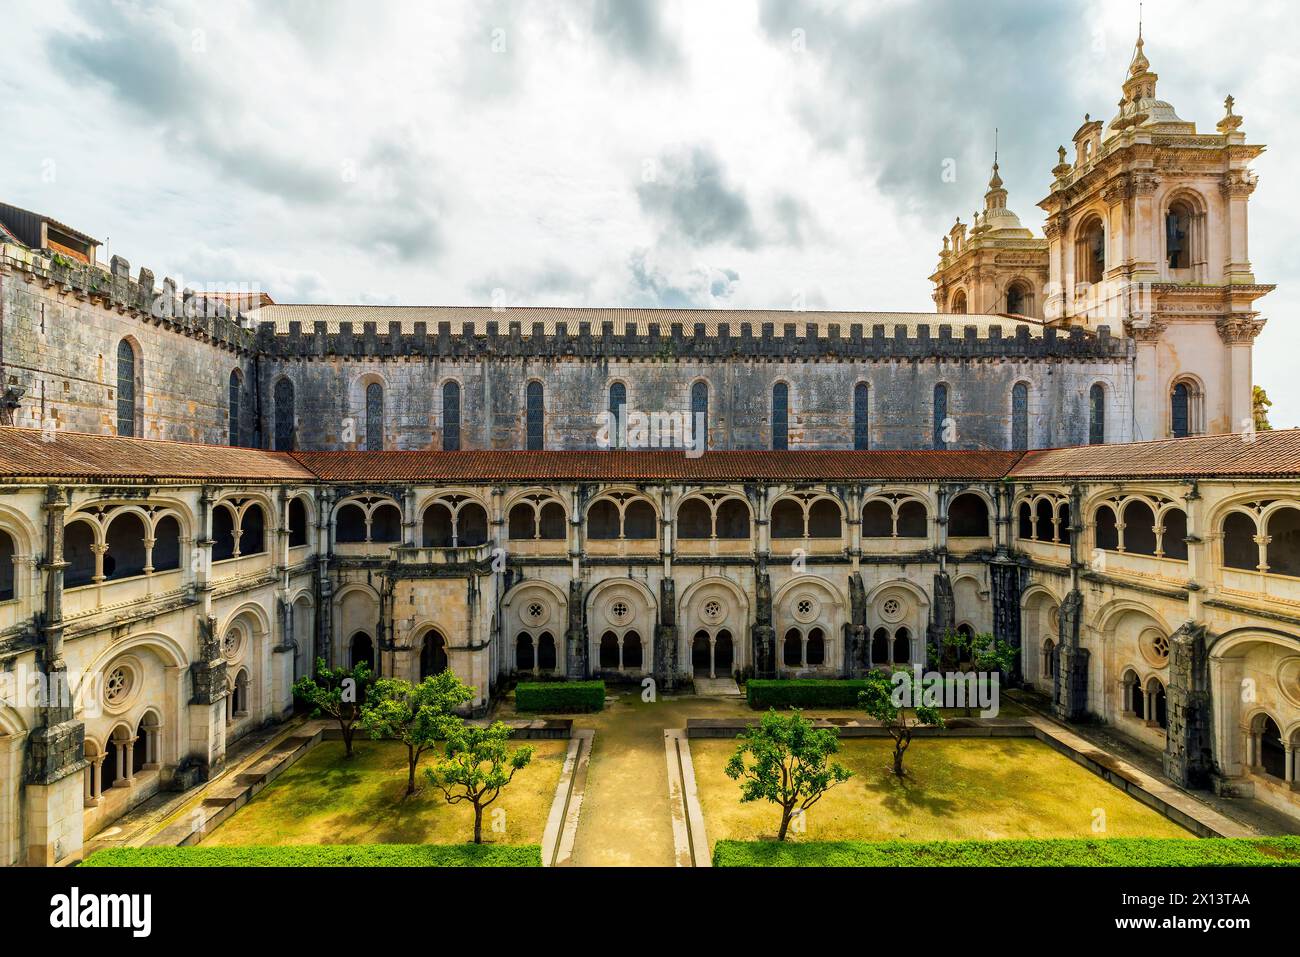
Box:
[1225,94,1235,114]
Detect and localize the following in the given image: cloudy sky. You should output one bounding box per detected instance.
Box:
[4,0,1298,424]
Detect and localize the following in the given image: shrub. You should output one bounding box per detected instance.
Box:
[745,679,871,710]
[81,844,541,867]
[712,837,1300,868]
[515,680,605,713]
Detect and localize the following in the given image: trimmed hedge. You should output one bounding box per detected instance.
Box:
[745,679,870,709]
[515,680,606,713]
[81,844,541,868]
[713,837,1300,868]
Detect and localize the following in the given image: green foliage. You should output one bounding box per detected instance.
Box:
[360,672,474,795]
[292,657,373,757]
[935,628,1017,675]
[426,721,535,843]
[745,679,871,710]
[712,837,1300,867]
[81,844,542,867]
[1254,385,1273,431]
[858,668,943,777]
[725,709,852,841]
[515,680,605,713]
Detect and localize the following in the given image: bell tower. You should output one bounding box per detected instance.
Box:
[1037,30,1273,440]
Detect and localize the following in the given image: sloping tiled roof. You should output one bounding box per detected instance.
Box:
[290,449,1023,483]
[0,428,315,483]
[253,304,1046,338]
[2,427,1299,484]
[1010,429,1300,480]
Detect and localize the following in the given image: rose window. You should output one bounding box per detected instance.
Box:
[526,602,545,622]
[104,666,130,705]
[610,600,631,624]
[702,599,723,623]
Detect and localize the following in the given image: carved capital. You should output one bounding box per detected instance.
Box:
[1220,170,1257,198]
[1216,316,1265,344]
[1124,318,1167,342]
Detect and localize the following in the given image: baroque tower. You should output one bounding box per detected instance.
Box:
[1037,31,1272,440]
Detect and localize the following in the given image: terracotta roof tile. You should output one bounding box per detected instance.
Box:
[0,427,315,483]
[290,449,1023,482]
[1009,429,1300,480]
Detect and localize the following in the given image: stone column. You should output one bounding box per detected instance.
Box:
[1126,320,1165,441]
[1053,588,1090,720]
[1216,317,1264,435]
[1161,621,1212,786]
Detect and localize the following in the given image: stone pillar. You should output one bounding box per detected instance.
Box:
[989,558,1025,682]
[565,579,586,679]
[926,571,955,669]
[845,573,867,677]
[656,578,677,688]
[1162,621,1213,787]
[1216,318,1263,436]
[751,567,776,679]
[1126,320,1165,441]
[188,614,229,780]
[1053,588,1090,720]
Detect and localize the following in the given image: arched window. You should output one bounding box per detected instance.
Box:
[862,500,893,537]
[508,503,536,539]
[1222,512,1258,570]
[587,500,621,540]
[516,633,535,672]
[1166,200,1193,270]
[807,500,841,539]
[1161,508,1188,560]
[539,503,566,539]
[370,503,402,543]
[1259,715,1286,779]
[609,382,627,450]
[621,631,643,670]
[1148,679,1167,730]
[1058,503,1072,546]
[1266,507,1300,578]
[951,290,967,314]
[116,339,138,437]
[677,499,712,539]
[893,627,911,664]
[623,501,656,540]
[0,529,14,601]
[230,669,249,719]
[1077,217,1105,285]
[273,378,295,451]
[104,512,147,581]
[1171,382,1190,438]
[599,631,619,670]
[153,515,181,572]
[871,627,890,664]
[771,500,804,538]
[1126,671,1144,717]
[442,381,461,451]
[691,381,708,450]
[288,498,309,547]
[1006,282,1027,316]
[1094,504,1118,550]
[211,505,236,562]
[350,633,375,671]
[932,384,949,449]
[1088,383,1105,445]
[1018,501,1034,540]
[537,633,557,672]
[948,494,989,537]
[1011,382,1028,450]
[239,504,267,555]
[772,383,789,451]
[715,499,750,539]
[1122,501,1157,555]
[783,629,802,668]
[1034,499,1054,542]
[897,500,927,538]
[422,503,454,547]
[336,503,368,543]
[806,628,825,666]
[420,631,448,679]
[457,503,489,547]
[228,369,242,446]
[853,382,869,450]
[365,381,384,451]
[525,381,544,450]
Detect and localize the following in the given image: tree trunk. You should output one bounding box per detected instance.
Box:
[892,743,905,777]
[341,722,355,758]
[777,807,792,841]
[407,751,417,796]
[474,804,484,844]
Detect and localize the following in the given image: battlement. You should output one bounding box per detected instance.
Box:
[1,242,255,354]
[253,317,1130,361]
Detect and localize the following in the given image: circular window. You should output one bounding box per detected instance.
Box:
[702,598,724,625]
[221,630,243,660]
[609,600,631,625]
[101,658,140,713]
[879,596,905,623]
[525,601,547,625]
[1277,657,1300,708]
[793,596,819,624]
[1140,629,1169,667]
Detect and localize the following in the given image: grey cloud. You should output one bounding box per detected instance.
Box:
[757,0,1088,220]
[637,146,760,249]
[771,192,823,247]
[591,0,682,72]
[625,248,739,307]
[468,261,592,304]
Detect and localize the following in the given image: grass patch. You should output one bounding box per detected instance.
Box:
[202,739,566,846]
[516,681,605,713]
[694,737,1191,845]
[713,837,1300,867]
[82,844,541,867]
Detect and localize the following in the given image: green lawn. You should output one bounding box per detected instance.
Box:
[203,739,567,847]
[693,737,1192,847]
[84,844,541,867]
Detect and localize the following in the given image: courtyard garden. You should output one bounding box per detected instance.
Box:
[201,737,568,848]
[693,736,1193,846]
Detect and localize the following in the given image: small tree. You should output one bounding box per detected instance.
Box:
[426,721,535,844]
[859,668,943,777]
[292,657,372,758]
[725,709,852,841]
[361,672,473,796]
[935,628,1018,716]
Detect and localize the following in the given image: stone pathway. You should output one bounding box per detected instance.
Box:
[692,676,743,697]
